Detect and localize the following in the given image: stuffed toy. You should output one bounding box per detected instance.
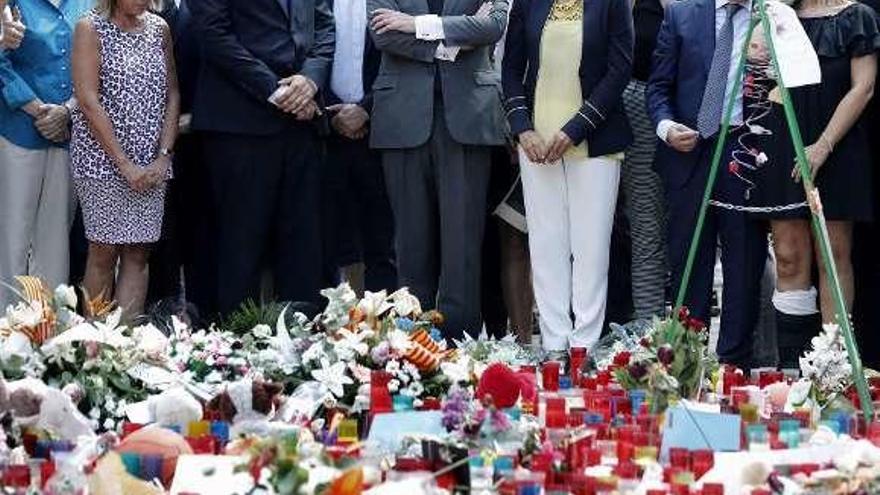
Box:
[146,387,202,432]
[4,378,94,441]
[204,379,284,424]
[477,363,533,409]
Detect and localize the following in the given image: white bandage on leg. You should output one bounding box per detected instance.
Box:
[772,287,819,316]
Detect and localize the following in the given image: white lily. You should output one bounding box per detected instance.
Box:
[357,290,391,319]
[272,307,301,369]
[389,288,422,317]
[53,285,78,309]
[386,329,412,355]
[440,355,472,383]
[334,327,373,360]
[310,358,353,398]
[45,309,131,350]
[6,300,45,329]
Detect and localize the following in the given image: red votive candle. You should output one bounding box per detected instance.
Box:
[669,448,690,470]
[691,449,714,477]
[617,441,634,463]
[758,371,784,389]
[542,362,561,391]
[570,347,587,385]
[582,375,598,390]
[702,483,724,495]
[670,483,690,495]
[722,369,743,396]
[546,396,566,415]
[2,465,30,488]
[546,410,566,428]
[868,421,880,447]
[647,490,669,495]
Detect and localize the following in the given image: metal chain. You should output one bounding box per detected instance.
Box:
[708,199,807,213]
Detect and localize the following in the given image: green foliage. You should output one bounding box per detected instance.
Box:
[223,299,291,336]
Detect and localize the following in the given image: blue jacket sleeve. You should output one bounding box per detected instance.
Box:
[645,1,679,128]
[0,51,38,110]
[501,0,533,137]
[190,0,279,104]
[561,0,634,145]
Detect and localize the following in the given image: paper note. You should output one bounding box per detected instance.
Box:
[367,411,447,451]
[660,402,742,462]
[169,455,254,495]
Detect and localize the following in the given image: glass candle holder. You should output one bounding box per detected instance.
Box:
[542,362,561,392]
[392,394,414,411]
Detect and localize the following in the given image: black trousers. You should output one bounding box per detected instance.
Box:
[202,124,323,316]
[382,107,492,340]
[323,133,397,292]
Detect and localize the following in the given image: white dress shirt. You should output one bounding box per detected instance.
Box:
[331,0,367,103]
[657,0,751,142]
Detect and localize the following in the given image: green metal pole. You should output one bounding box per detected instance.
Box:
[674,19,758,309]
[755,0,873,420]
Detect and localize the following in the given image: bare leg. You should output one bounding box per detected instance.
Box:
[771,219,812,292]
[82,242,120,306]
[116,244,151,321]
[498,221,534,345]
[817,221,854,324]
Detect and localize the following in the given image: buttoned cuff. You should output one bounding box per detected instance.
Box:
[415,15,446,41]
[657,119,675,143]
[434,42,460,61]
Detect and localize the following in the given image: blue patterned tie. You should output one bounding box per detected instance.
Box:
[697,2,741,138]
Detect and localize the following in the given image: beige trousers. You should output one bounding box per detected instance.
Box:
[0,136,74,308]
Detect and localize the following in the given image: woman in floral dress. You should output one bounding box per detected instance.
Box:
[71,0,180,319]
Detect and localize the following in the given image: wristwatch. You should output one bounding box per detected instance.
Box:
[159,147,174,157]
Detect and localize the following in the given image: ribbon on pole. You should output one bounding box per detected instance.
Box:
[672,0,874,420]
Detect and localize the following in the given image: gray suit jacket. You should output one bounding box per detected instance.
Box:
[368,0,509,149]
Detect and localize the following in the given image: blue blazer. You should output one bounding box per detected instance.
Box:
[646,0,717,187]
[501,0,634,156]
[190,0,334,136]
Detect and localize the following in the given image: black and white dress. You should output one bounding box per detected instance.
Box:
[71,10,169,244]
[749,3,880,221]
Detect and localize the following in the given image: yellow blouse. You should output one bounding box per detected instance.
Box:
[533,0,588,159]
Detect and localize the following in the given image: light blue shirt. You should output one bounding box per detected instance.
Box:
[330,0,365,103]
[0,0,93,150]
[716,0,751,126]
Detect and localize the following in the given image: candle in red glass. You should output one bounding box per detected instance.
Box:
[751,489,771,495]
[646,490,668,495]
[670,483,690,495]
[546,410,566,428]
[669,448,690,470]
[597,369,612,386]
[722,369,743,396]
[370,371,393,414]
[568,411,585,427]
[617,425,637,443]
[691,449,714,477]
[2,465,30,488]
[617,441,634,463]
[582,375,597,390]
[758,371,784,389]
[615,461,638,479]
[634,431,650,447]
[570,347,587,384]
[186,435,218,455]
[546,396,566,414]
[702,483,724,495]
[542,361,561,391]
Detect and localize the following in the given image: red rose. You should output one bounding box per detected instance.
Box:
[613,351,632,367]
[687,318,707,332]
[677,307,690,323]
[657,345,675,366]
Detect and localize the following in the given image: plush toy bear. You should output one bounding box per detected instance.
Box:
[204,379,284,423]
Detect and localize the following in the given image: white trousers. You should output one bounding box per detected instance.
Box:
[0,137,74,308]
[519,148,621,351]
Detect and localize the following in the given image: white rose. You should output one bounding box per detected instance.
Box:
[53,285,78,309]
[252,324,272,339]
[7,301,43,329]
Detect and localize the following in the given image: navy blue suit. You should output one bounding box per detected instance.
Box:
[190,0,335,315]
[647,0,766,366]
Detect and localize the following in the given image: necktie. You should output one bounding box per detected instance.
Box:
[697,2,741,138]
